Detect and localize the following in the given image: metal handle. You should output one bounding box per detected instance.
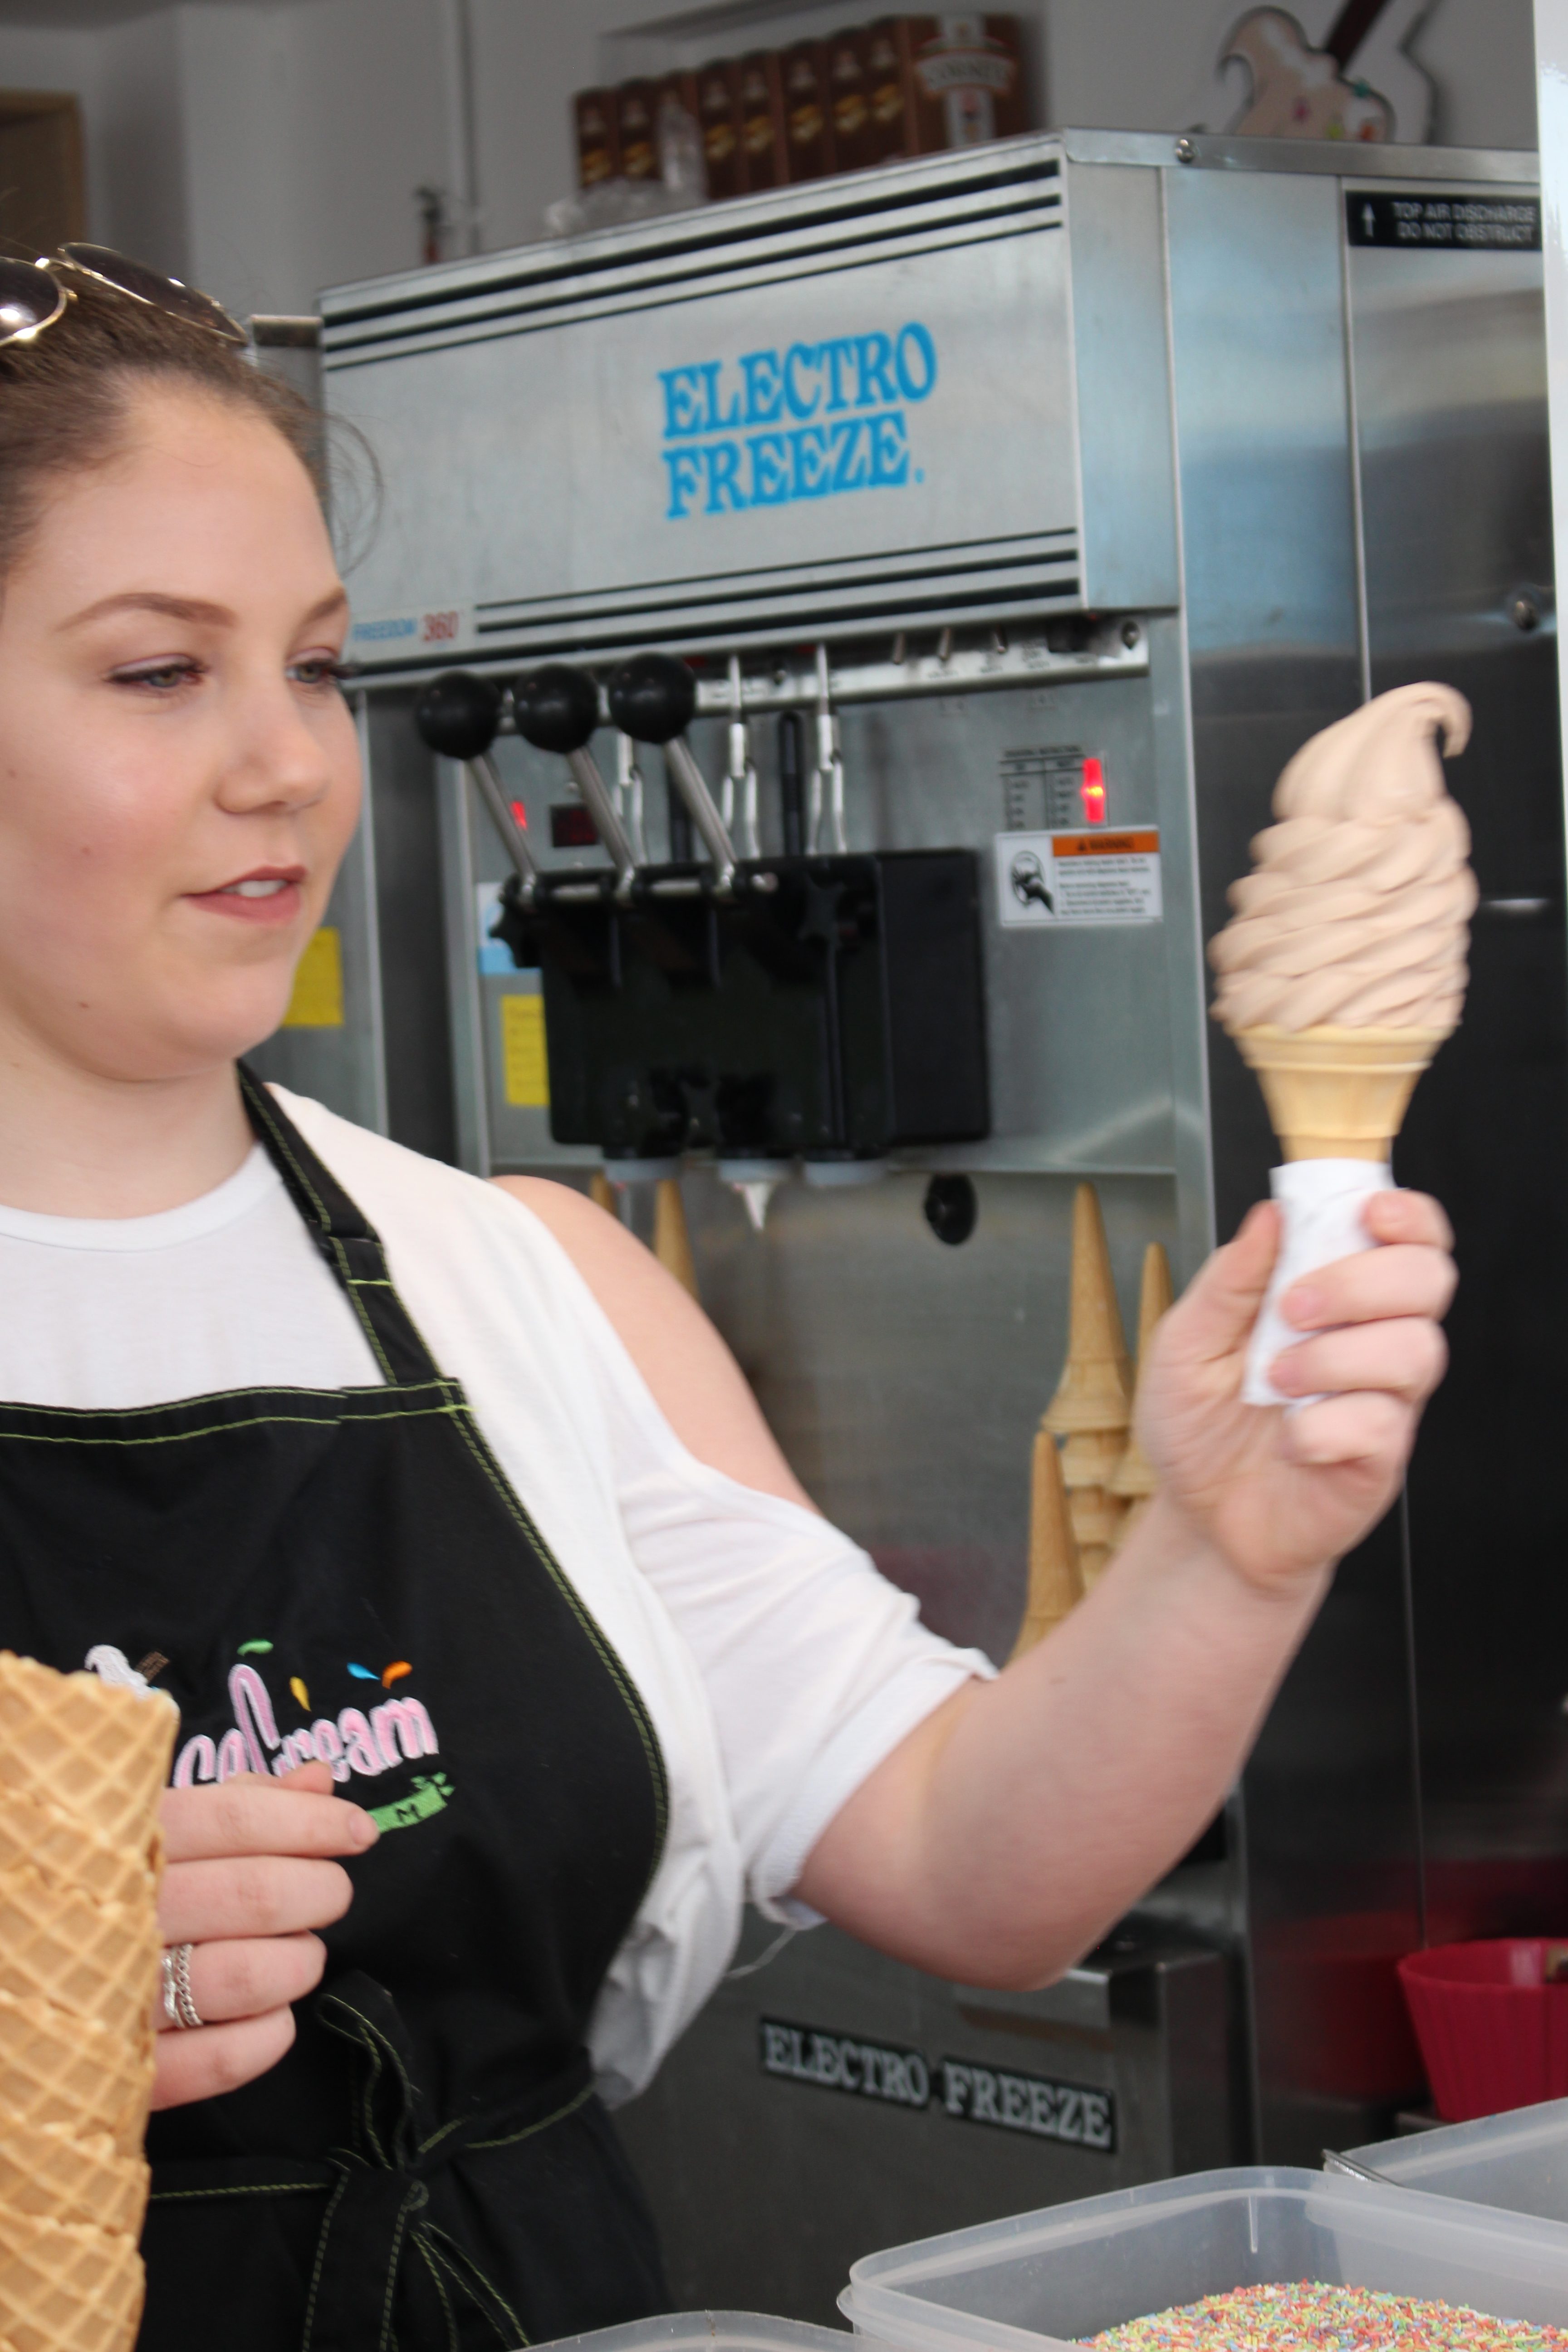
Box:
[566,748,638,894]
[468,751,538,903]
[1321,2149,1396,2185]
[664,736,737,893]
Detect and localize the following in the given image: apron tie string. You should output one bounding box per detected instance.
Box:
[152,1972,594,2352]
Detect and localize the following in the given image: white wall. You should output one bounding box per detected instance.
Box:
[0,0,1542,316]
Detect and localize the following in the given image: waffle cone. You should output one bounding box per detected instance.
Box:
[0,1658,173,1857]
[1232,1024,1447,1161]
[0,1869,157,2042]
[0,1990,152,2161]
[0,2207,142,2352]
[0,1792,153,1917]
[0,2131,145,2241]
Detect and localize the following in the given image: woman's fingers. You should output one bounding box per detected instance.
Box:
[150,2006,298,2112]
[1165,1201,1280,1364]
[1363,1186,1454,1252]
[1281,1238,1457,1334]
[159,1854,354,1945]
[1270,1313,1448,1406]
[161,1771,377,1866]
[1279,1388,1414,1469]
[153,1932,326,2034]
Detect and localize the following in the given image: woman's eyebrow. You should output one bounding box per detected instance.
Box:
[57,587,348,633]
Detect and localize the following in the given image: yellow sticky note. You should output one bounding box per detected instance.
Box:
[282,927,344,1029]
[501,992,549,1107]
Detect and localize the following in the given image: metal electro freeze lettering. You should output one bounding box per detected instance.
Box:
[759,2019,931,2107]
[758,2018,1117,2150]
[660,323,938,519]
[941,2058,1116,2151]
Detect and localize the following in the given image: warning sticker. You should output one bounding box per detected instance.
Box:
[281,926,344,1028]
[500,993,549,1107]
[995,829,1161,928]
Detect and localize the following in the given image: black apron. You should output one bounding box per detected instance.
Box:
[0,1071,670,2351]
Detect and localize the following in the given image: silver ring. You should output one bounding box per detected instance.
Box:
[161,1943,203,2030]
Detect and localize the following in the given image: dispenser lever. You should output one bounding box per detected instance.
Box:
[608,652,737,893]
[512,665,637,894]
[413,671,538,903]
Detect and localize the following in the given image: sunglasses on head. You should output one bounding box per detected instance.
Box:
[0,245,246,352]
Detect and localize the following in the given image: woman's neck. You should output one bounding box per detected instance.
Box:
[0,1044,252,1218]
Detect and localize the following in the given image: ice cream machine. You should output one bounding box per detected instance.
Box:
[306,129,1563,2318]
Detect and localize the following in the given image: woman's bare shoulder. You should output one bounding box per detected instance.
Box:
[490,1177,813,1510]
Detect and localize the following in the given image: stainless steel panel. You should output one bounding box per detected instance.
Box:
[1165,162,1423,2162]
[249,697,387,1130]
[679,1161,1177,1661]
[1067,163,1180,614]
[1345,216,1568,1955]
[614,1914,1229,2326]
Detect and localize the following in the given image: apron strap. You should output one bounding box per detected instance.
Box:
[237,1066,446,1392]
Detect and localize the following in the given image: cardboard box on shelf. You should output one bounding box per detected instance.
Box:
[737,49,786,191]
[573,88,619,189]
[781,39,835,182]
[864,18,915,160]
[696,58,744,200]
[616,78,660,181]
[827,27,879,172]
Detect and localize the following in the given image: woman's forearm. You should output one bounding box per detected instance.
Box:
[797,1494,1330,1986]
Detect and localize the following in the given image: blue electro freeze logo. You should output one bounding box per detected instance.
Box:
[660,323,937,519]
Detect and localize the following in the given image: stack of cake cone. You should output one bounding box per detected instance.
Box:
[653,1177,700,1302]
[1010,1422,1083,1661]
[1042,1184,1132,1587]
[0,1653,175,2352]
[1108,1243,1174,1551]
[1232,1026,1446,1165]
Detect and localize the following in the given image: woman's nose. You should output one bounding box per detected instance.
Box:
[217,684,337,810]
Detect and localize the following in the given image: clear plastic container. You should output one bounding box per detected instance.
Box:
[1347,2096,1568,2225]
[535,2315,851,2352]
[839,2166,1568,2351]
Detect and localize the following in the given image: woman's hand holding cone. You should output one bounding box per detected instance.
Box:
[152,1764,377,2111]
[1137,1189,1455,1594]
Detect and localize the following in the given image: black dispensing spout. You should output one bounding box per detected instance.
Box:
[513,664,637,892]
[778,709,806,858]
[414,670,538,899]
[608,653,736,892]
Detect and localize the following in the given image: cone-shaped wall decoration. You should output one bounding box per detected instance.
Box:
[654,1177,700,1301]
[1010,1426,1083,1661]
[1109,1242,1174,1548]
[1043,1183,1133,1435]
[1044,1183,1132,1585]
[589,1170,616,1215]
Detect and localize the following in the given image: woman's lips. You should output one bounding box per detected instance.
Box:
[186,872,306,926]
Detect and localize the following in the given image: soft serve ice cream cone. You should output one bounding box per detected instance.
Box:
[1209,683,1475,1401]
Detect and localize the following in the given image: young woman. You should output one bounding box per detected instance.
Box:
[0,249,1452,2352]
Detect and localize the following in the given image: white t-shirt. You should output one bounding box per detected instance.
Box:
[0,1088,990,2102]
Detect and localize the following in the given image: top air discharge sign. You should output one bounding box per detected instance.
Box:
[660,323,938,518]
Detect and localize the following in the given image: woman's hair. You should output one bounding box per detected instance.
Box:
[0,274,326,589]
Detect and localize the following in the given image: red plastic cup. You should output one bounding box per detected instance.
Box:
[1399,1939,1568,2122]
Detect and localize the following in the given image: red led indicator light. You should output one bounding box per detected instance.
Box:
[1080,758,1107,825]
[510,800,528,830]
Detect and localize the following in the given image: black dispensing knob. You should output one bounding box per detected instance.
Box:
[413,670,502,762]
[514,664,601,757]
[607,652,698,746]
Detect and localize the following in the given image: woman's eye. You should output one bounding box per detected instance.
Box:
[112,661,201,693]
[290,657,350,691]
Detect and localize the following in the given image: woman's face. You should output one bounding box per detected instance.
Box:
[0,385,361,1083]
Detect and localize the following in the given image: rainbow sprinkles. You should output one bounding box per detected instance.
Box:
[1083,2284,1568,2352]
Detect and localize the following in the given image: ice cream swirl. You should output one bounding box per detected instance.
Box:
[1210,682,1476,1034]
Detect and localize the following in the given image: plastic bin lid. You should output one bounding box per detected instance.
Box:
[1346,2096,1568,2223]
[534,2315,852,2352]
[839,2166,1568,2348]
